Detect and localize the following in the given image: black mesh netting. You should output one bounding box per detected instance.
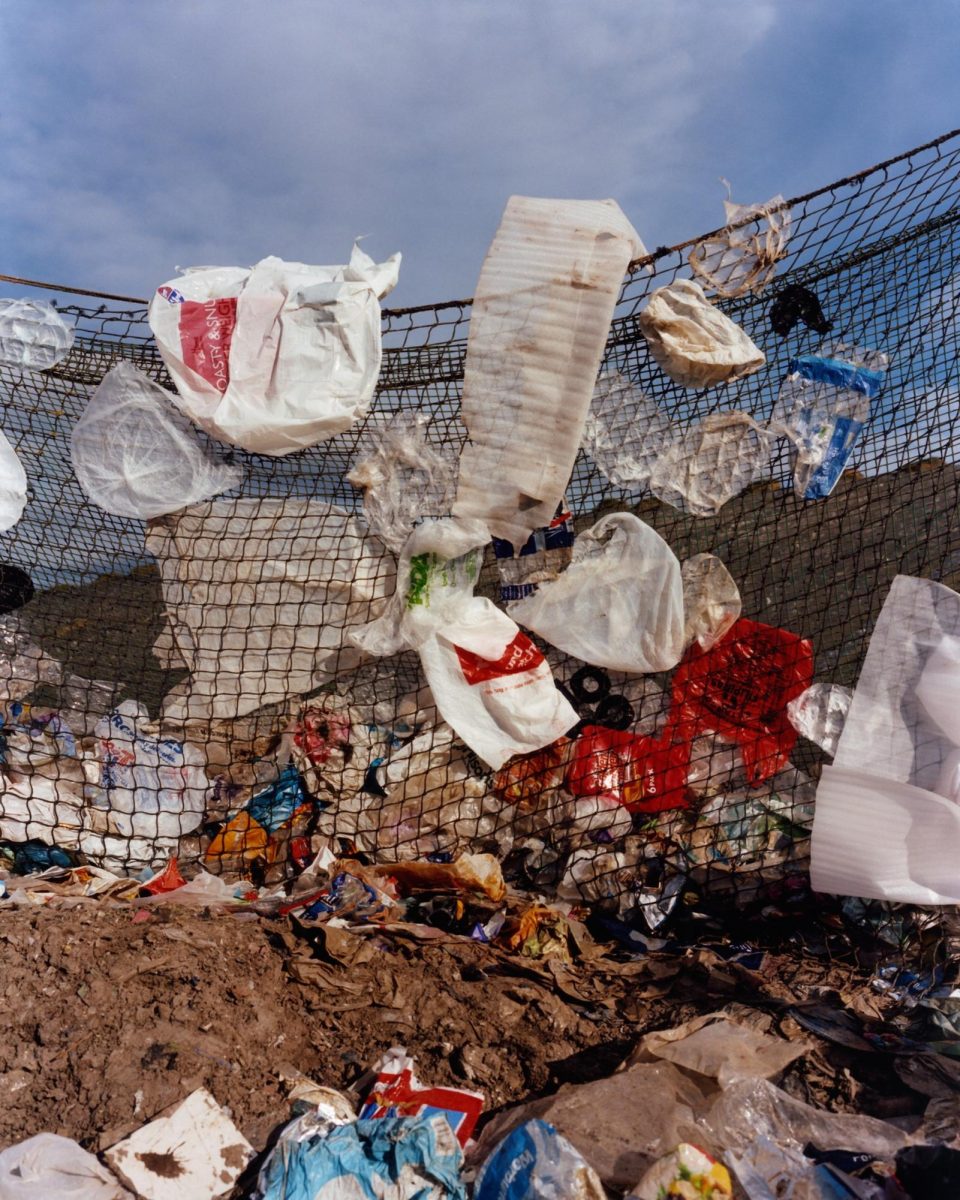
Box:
[1,129,960,947]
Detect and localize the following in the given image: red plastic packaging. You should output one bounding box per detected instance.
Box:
[565,725,690,815]
[668,617,814,786]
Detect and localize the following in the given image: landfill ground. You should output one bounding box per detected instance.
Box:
[0,902,939,1183]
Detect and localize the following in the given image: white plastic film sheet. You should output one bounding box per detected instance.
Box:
[147,499,396,722]
[811,574,960,904]
[453,196,645,549]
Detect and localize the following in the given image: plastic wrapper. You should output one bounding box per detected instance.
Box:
[639,278,765,389]
[811,575,960,903]
[474,1120,605,1200]
[689,189,792,298]
[359,1047,483,1147]
[771,344,888,499]
[70,362,242,519]
[493,506,575,603]
[681,554,741,651]
[353,518,575,770]
[0,298,75,370]
[148,498,396,721]
[668,618,814,786]
[348,411,457,554]
[0,429,27,533]
[453,196,645,548]
[257,1115,465,1200]
[204,764,313,876]
[148,246,400,455]
[566,725,689,815]
[509,513,684,674]
[0,1132,131,1200]
[629,1143,732,1200]
[494,739,571,812]
[787,683,852,757]
[360,853,506,904]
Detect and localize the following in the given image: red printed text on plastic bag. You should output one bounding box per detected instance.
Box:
[455,632,544,685]
[179,297,237,393]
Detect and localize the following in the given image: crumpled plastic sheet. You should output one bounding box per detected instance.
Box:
[348,411,457,554]
[787,683,852,757]
[0,1131,131,1199]
[681,554,741,650]
[0,298,75,370]
[689,188,792,298]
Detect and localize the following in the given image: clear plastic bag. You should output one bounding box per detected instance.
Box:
[689,189,792,298]
[0,299,75,370]
[509,513,685,673]
[786,683,852,756]
[582,373,672,492]
[639,278,765,388]
[681,554,741,650]
[71,362,242,519]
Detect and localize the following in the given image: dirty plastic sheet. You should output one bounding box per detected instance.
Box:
[812,575,960,903]
[71,362,242,519]
[509,512,684,673]
[639,278,765,389]
[348,412,457,554]
[0,1132,131,1200]
[0,298,75,370]
[148,246,400,456]
[454,196,646,547]
[689,189,792,298]
[148,498,396,721]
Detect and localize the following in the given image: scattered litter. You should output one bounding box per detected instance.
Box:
[769,283,833,338]
[0,298,75,369]
[0,1132,131,1199]
[509,512,684,673]
[362,853,506,903]
[787,682,853,756]
[104,1087,253,1200]
[348,411,457,554]
[639,278,765,388]
[492,506,575,604]
[70,362,242,519]
[689,187,792,297]
[474,1119,605,1200]
[453,195,645,547]
[681,553,741,650]
[359,1047,483,1147]
[772,343,889,499]
[629,1143,732,1200]
[148,246,401,455]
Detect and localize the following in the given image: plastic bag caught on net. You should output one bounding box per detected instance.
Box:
[689,188,792,298]
[148,246,400,456]
[811,575,960,904]
[352,517,576,770]
[508,512,685,673]
[786,683,852,757]
[638,278,765,389]
[347,412,457,555]
[0,299,75,370]
[70,362,242,519]
[148,498,396,722]
[0,429,27,533]
[453,196,646,548]
[681,554,741,650]
[582,373,673,491]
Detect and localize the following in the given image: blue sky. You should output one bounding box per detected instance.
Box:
[1,1,959,308]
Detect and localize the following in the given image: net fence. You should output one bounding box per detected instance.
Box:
[1,129,960,947]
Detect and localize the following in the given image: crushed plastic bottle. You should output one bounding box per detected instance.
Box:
[786,683,853,757]
[772,343,889,499]
[0,299,75,370]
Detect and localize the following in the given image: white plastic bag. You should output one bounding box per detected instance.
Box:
[148,246,400,456]
[454,196,645,548]
[811,575,960,903]
[148,498,396,721]
[509,513,684,673]
[689,188,792,298]
[0,428,27,532]
[0,1132,131,1199]
[639,278,764,389]
[0,298,75,370]
[352,518,576,769]
[71,362,242,519]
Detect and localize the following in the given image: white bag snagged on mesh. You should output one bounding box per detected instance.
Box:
[352,517,577,769]
[689,187,792,298]
[0,298,75,370]
[0,428,27,533]
[71,362,242,519]
[639,278,765,389]
[147,498,396,721]
[148,246,401,456]
[811,575,960,904]
[454,196,645,549]
[508,513,684,673]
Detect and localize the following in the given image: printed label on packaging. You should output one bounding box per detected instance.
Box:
[455,632,544,685]
[802,415,863,499]
[179,297,237,393]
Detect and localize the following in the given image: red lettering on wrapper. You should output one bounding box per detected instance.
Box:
[179,297,237,393]
[454,632,544,685]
